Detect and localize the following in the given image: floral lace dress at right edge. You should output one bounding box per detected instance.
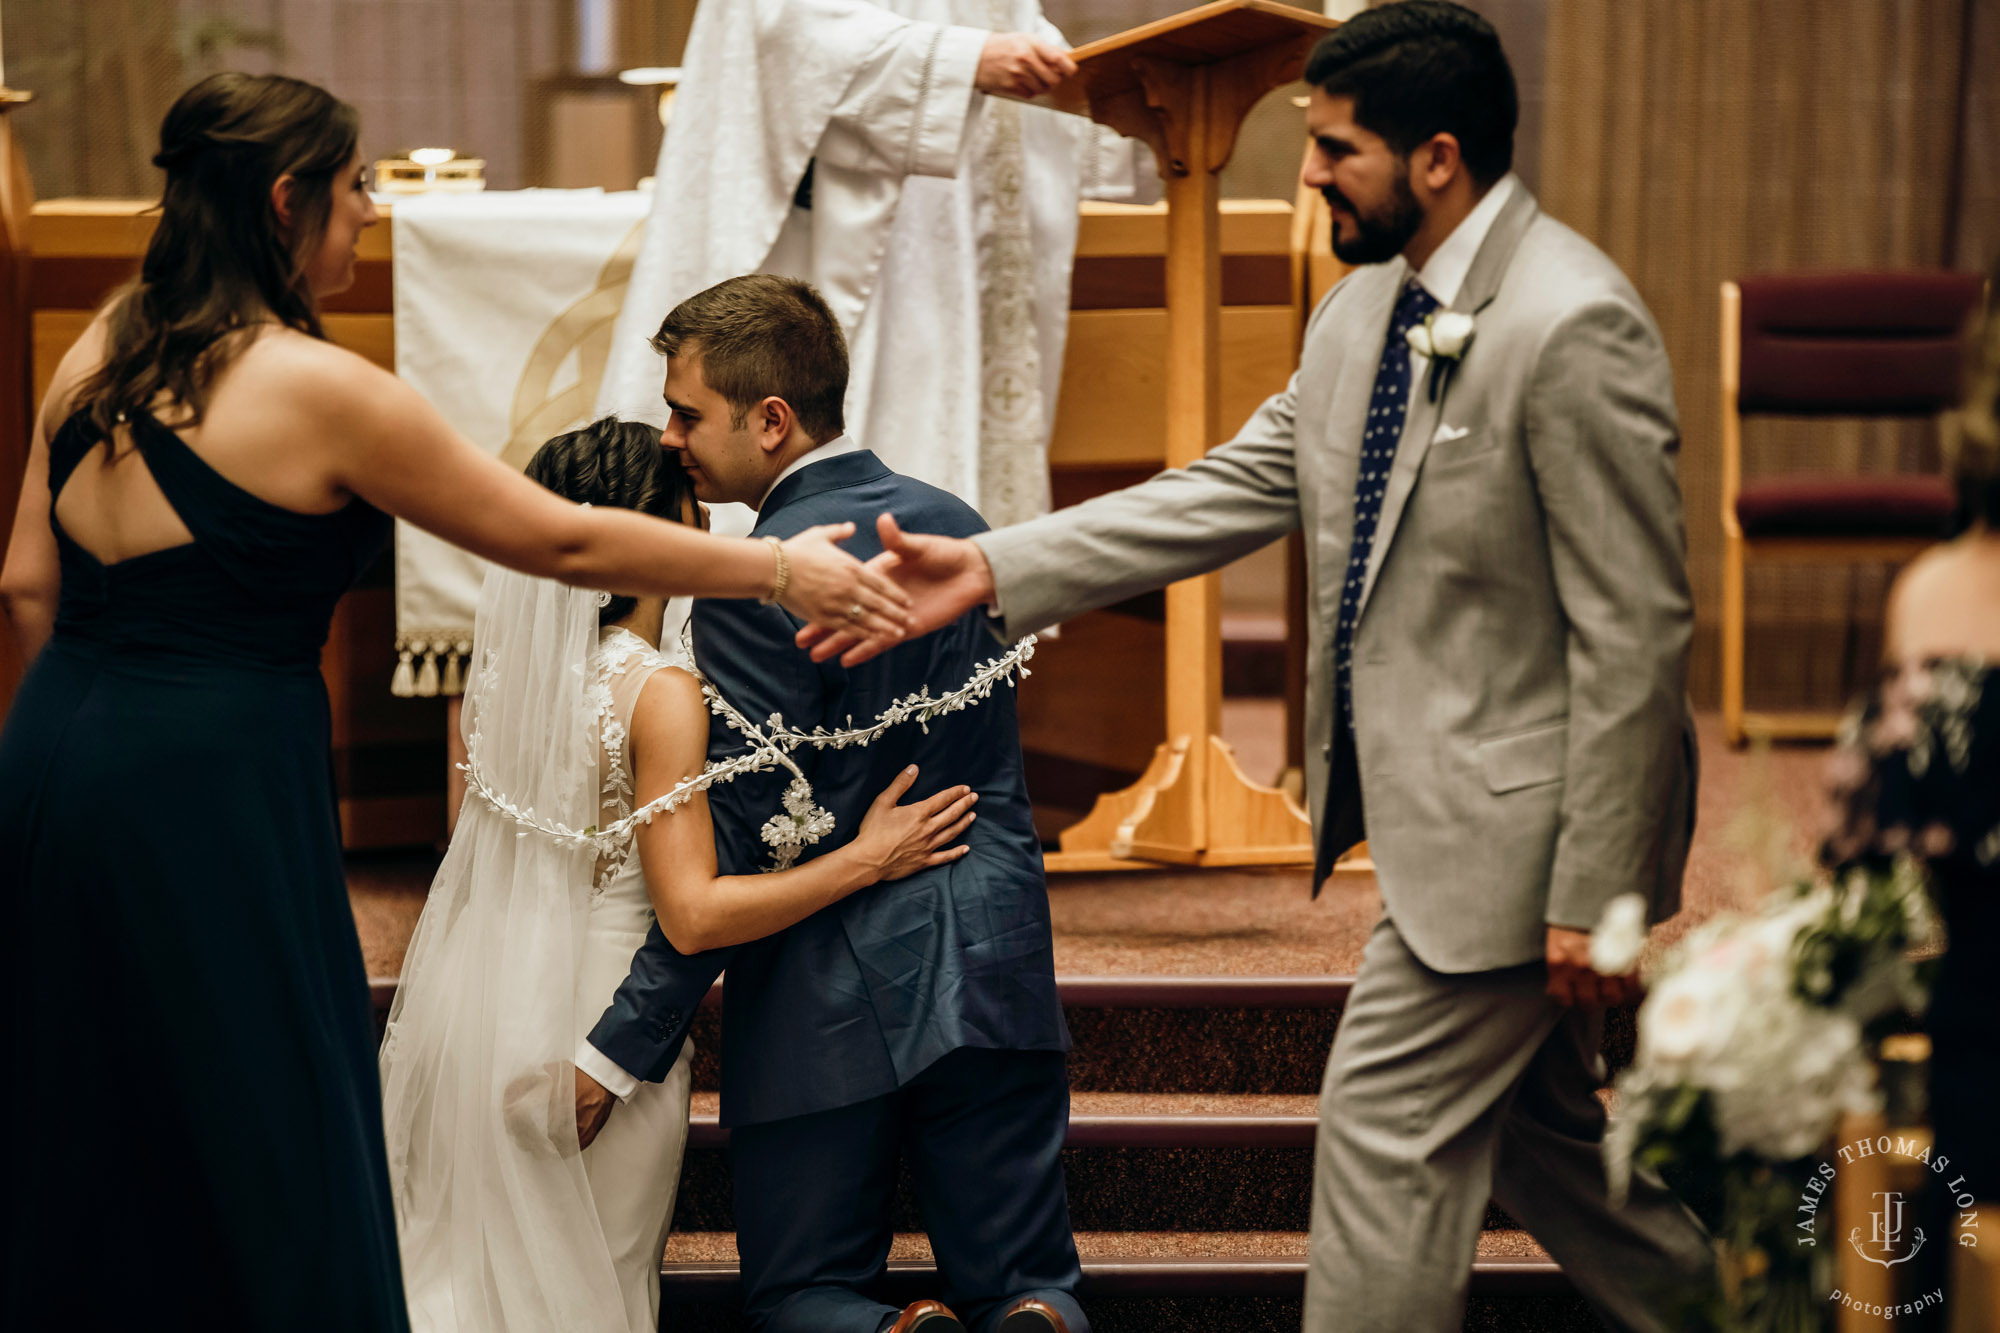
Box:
[1824,657,2000,1213]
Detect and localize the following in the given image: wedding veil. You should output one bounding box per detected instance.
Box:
[379,566,628,1331]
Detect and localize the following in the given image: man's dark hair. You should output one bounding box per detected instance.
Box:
[525,416,696,626]
[650,273,848,443]
[1304,1,1518,186]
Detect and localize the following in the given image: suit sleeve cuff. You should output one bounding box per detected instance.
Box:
[971,526,1043,639]
[576,1041,640,1103]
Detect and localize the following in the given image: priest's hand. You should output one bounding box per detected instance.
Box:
[796,514,997,666]
[975,33,1077,99]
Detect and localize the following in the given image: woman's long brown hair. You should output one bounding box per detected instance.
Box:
[71,72,360,437]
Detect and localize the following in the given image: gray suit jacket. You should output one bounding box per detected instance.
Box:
[979,184,1696,973]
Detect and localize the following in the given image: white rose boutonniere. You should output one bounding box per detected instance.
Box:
[1406,310,1476,401]
[1588,892,1650,975]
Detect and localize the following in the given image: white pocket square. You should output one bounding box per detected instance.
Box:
[1432,423,1472,444]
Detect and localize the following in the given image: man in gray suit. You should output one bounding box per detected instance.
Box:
[802,3,1712,1328]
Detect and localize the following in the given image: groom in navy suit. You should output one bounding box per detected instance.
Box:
[574,274,1084,1333]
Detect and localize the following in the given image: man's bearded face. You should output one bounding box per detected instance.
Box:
[1322,158,1423,265]
[1300,89,1426,267]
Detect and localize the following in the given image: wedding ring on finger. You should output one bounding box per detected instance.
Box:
[846,602,865,623]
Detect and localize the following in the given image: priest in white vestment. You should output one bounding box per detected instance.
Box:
[595,0,1156,529]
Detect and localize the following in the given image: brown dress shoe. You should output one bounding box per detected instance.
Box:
[997,1297,1070,1333]
[887,1299,966,1332]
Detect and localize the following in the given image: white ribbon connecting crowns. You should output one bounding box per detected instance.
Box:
[461,632,1038,871]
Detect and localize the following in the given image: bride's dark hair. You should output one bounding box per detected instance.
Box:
[73,72,361,437]
[524,417,697,626]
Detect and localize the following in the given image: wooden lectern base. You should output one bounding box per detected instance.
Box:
[1044,733,1319,872]
[1025,2,1341,876]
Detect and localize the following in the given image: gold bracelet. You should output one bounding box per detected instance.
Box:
[759,535,789,605]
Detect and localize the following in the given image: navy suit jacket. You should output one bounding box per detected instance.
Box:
[586,450,1067,1127]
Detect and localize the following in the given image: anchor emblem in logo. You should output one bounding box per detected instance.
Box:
[1849,1191,1927,1268]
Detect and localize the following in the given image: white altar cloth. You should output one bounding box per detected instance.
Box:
[390,189,653,696]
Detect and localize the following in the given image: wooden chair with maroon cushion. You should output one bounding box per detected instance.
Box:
[1720,271,1985,746]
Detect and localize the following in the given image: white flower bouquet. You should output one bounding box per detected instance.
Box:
[1600,855,1939,1331]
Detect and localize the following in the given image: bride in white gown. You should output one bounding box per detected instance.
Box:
[379,419,978,1332]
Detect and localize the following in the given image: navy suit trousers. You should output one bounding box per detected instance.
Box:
[730,1047,1087,1333]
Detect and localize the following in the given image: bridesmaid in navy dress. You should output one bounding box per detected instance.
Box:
[0,73,910,1330]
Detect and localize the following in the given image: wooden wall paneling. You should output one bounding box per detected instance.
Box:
[1070,252,1293,308]
[1073,197,1293,256]
[618,0,699,66]
[1015,604,1167,842]
[322,313,395,371]
[1015,605,1167,775]
[1016,461,1165,838]
[0,98,33,719]
[1050,305,1297,467]
[26,197,157,256]
[30,310,89,410]
[325,564,448,849]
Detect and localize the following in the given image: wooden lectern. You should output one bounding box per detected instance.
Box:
[1039,0,1337,872]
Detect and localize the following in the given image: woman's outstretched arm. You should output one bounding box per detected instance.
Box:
[291,338,911,644]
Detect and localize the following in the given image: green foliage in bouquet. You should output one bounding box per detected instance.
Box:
[1600,853,1940,1332]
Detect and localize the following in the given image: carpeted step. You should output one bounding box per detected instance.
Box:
[655,1231,1601,1333]
[685,1090,1322,1151]
[676,976,1356,1096]
[368,973,1635,1092]
[672,1092,1537,1236]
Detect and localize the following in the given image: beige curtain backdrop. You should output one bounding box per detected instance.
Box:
[6,0,571,198]
[1541,0,1998,711]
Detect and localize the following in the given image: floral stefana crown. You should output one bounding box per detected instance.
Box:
[462,629,1038,871]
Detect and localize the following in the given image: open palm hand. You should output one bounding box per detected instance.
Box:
[796,514,998,665]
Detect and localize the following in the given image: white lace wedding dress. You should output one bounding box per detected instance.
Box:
[381,571,696,1333]
[572,626,696,1331]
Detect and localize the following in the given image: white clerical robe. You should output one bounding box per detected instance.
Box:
[594,0,1154,529]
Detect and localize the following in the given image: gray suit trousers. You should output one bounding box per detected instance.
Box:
[1304,919,1711,1332]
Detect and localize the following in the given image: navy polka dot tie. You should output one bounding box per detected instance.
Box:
[1335,279,1438,732]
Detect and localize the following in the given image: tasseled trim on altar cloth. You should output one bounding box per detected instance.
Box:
[392,631,474,698]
